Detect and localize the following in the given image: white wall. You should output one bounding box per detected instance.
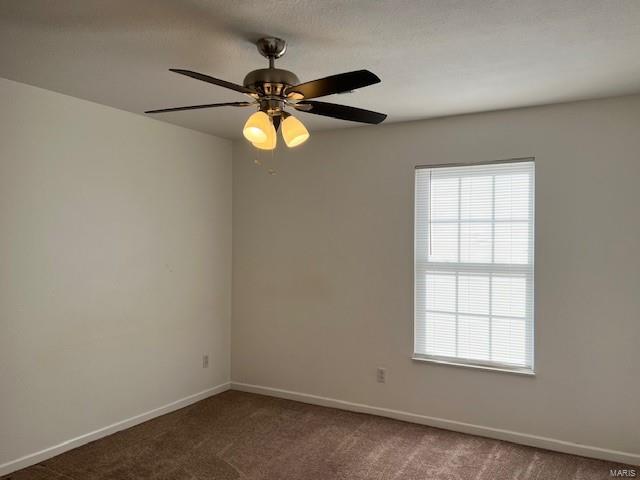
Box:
[232,95,640,458]
[0,78,232,466]
[2,76,638,468]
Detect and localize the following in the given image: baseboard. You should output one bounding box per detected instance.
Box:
[0,381,231,476]
[230,381,640,466]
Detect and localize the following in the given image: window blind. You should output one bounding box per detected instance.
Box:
[414,160,535,372]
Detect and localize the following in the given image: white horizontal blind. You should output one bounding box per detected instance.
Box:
[414,160,534,372]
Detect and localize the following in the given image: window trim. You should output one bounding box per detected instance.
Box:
[415,157,535,170]
[411,354,536,376]
[412,157,536,375]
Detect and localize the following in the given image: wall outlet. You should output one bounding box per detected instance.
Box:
[202,354,209,368]
[376,367,387,383]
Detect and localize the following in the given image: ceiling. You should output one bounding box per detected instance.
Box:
[1,0,640,140]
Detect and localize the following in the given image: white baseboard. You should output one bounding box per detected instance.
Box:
[230,381,640,466]
[0,382,231,477]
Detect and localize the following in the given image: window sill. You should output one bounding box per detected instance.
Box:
[411,355,535,376]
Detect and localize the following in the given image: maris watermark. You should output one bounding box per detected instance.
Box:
[610,469,637,478]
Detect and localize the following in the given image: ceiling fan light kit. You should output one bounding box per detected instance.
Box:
[281,115,309,147]
[243,111,271,144]
[146,37,386,150]
[251,117,278,150]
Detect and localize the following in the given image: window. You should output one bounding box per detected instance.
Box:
[414,159,535,373]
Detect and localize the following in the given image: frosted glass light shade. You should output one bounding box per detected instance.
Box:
[282,115,310,147]
[252,118,277,150]
[243,111,271,144]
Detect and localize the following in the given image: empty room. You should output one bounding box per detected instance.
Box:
[1,1,639,479]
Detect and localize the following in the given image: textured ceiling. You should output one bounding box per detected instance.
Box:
[1,0,640,139]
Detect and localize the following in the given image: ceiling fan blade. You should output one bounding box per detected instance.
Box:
[145,102,253,114]
[294,101,387,124]
[170,69,258,97]
[285,70,380,100]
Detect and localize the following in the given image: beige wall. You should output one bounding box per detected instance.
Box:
[232,95,640,456]
[0,78,232,465]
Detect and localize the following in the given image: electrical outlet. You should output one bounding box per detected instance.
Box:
[202,354,209,368]
[376,367,386,383]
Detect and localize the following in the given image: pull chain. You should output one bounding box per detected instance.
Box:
[252,147,277,175]
[268,146,277,175]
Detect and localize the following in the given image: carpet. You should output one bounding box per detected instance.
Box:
[2,390,633,479]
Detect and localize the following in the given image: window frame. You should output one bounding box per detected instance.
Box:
[412,158,535,376]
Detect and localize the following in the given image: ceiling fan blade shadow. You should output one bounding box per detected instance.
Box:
[170,69,258,97]
[285,70,380,100]
[145,102,253,114]
[294,101,386,124]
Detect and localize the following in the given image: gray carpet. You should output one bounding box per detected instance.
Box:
[2,390,633,479]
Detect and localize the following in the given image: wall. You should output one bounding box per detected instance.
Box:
[0,78,232,467]
[232,95,640,460]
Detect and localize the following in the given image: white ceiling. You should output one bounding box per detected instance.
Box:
[1,0,639,139]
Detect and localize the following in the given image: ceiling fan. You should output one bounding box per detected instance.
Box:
[145,37,386,149]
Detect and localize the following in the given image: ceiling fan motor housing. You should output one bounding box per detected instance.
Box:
[244,37,300,113]
[243,68,300,96]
